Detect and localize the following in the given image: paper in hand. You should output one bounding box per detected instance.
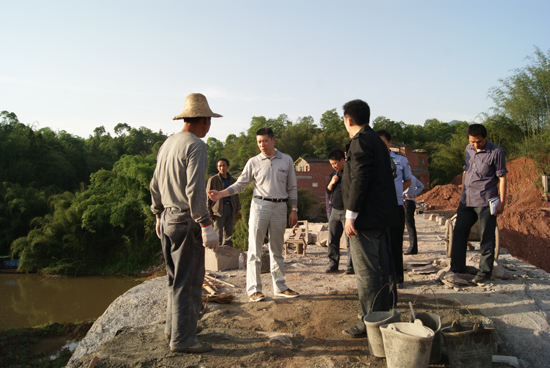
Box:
[489,197,501,215]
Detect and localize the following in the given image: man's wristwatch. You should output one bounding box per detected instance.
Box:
[292,208,298,212]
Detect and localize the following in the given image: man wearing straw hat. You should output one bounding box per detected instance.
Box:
[341,99,399,338]
[150,93,221,353]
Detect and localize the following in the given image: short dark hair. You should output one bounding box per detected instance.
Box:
[376,129,392,142]
[343,99,370,126]
[467,124,487,138]
[183,117,203,124]
[328,149,345,161]
[256,127,274,138]
[217,158,229,166]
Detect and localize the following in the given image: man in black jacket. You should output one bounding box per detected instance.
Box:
[325,149,354,274]
[341,99,399,338]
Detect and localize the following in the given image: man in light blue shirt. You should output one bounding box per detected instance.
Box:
[377,130,412,288]
[403,176,425,255]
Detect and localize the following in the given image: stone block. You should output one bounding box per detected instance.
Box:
[205,245,244,272]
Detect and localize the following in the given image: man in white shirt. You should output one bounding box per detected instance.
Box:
[208,127,300,302]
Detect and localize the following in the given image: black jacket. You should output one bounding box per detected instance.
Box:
[342,124,399,229]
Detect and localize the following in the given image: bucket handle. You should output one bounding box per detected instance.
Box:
[450,298,474,326]
[369,283,395,313]
[411,286,440,314]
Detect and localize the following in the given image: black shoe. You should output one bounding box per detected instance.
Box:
[472,274,491,285]
[345,268,355,274]
[170,342,213,353]
[404,249,417,255]
[342,324,367,338]
[325,267,338,273]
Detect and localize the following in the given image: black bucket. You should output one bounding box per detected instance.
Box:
[410,311,442,363]
[441,321,494,368]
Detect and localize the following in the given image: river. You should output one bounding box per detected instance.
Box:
[0,273,143,330]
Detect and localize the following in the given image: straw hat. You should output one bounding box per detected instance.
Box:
[172,93,223,120]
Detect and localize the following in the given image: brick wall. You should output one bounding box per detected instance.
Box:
[295,161,332,202]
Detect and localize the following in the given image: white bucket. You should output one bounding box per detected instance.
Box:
[380,319,434,368]
[363,309,401,357]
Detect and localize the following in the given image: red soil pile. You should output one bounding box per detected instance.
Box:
[418,157,550,272]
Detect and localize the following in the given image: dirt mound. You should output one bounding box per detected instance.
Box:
[417,184,462,210]
[418,157,550,272]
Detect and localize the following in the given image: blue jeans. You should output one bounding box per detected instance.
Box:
[160,211,204,349]
[349,228,391,317]
[451,203,497,277]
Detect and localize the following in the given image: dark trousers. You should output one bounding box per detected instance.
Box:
[384,230,398,307]
[451,203,497,277]
[403,200,418,253]
[213,201,235,246]
[350,228,391,318]
[160,211,205,349]
[388,205,405,284]
[327,209,353,271]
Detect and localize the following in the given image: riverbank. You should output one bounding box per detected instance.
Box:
[66,216,550,368]
[0,320,94,368]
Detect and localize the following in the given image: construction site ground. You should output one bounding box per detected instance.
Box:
[67,213,550,368]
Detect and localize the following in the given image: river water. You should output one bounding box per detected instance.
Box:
[0,273,143,330]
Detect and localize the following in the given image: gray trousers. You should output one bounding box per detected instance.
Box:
[327,209,353,270]
[350,228,391,316]
[213,201,235,246]
[160,211,204,349]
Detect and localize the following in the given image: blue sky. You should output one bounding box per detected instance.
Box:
[2,1,549,141]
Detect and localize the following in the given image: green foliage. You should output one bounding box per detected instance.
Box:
[526,127,550,175]
[232,186,254,252]
[11,154,159,275]
[489,46,550,137]
[426,124,469,187]
[372,116,406,143]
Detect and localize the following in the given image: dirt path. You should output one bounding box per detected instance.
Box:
[67,216,550,368]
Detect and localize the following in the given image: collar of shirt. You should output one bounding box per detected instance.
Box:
[259,149,282,160]
[466,140,497,155]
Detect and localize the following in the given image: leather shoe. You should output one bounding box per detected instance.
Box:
[345,268,355,274]
[404,249,417,255]
[170,341,212,353]
[165,326,202,341]
[325,267,338,273]
[472,274,490,285]
[342,325,367,338]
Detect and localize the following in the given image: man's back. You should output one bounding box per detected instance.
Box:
[342,125,398,229]
[150,131,209,225]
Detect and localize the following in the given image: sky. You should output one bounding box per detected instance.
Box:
[2,0,549,142]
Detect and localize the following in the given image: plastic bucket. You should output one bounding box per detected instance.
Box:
[410,312,442,363]
[441,321,494,368]
[380,320,434,368]
[363,309,401,357]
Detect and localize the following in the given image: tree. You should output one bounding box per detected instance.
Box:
[206,137,225,175]
[489,47,550,137]
[372,116,405,143]
[319,109,343,134]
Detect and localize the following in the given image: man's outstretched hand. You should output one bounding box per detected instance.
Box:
[208,190,222,202]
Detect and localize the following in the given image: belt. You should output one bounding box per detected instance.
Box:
[168,208,189,214]
[254,196,288,203]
